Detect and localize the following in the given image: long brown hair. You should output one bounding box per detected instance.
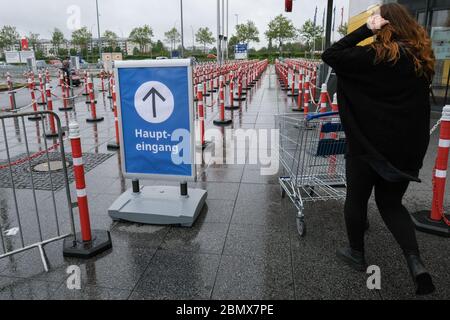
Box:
[371,3,435,81]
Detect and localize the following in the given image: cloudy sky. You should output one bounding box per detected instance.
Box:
[0,0,350,48]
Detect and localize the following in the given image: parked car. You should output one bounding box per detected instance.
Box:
[156,56,169,60]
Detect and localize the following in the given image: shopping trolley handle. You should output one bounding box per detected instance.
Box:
[306,112,339,122]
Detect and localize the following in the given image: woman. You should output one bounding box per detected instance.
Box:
[322,3,436,295]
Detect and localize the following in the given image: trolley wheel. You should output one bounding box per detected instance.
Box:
[296,216,306,237]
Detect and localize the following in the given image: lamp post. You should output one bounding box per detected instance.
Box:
[96,0,103,61]
[180,0,185,58]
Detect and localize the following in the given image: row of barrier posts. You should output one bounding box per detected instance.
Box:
[192,60,269,140]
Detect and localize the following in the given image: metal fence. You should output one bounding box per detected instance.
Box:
[0,111,76,272]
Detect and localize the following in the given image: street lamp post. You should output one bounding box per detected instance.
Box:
[180,0,185,58]
[325,0,334,49]
[96,0,103,61]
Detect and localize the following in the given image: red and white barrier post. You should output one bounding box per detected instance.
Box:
[197,83,209,148]
[412,105,450,237]
[319,84,328,113]
[213,75,232,126]
[63,122,112,258]
[86,76,104,123]
[44,84,59,138]
[59,73,73,112]
[303,76,310,115]
[37,72,46,106]
[226,72,239,110]
[107,84,121,150]
[27,78,42,121]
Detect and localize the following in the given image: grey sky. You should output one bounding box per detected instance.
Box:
[0,0,350,48]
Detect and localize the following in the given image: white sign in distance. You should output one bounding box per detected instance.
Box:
[134,81,175,124]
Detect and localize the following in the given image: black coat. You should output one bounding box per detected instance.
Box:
[322,25,431,182]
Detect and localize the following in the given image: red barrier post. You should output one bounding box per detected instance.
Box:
[63,122,112,258]
[213,75,232,126]
[107,84,121,150]
[412,106,450,236]
[27,78,42,121]
[303,76,310,115]
[86,76,104,123]
[44,84,59,138]
[319,84,328,113]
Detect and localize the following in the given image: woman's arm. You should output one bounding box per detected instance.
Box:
[321,24,375,74]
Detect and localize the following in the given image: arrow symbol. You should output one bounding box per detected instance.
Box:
[143,87,166,118]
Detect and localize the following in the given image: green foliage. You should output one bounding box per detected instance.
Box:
[0,25,19,50]
[72,27,92,49]
[164,27,181,51]
[196,27,215,53]
[103,30,118,50]
[265,15,297,53]
[299,20,323,50]
[235,20,259,47]
[27,32,40,51]
[129,25,153,53]
[51,28,65,52]
[338,23,348,37]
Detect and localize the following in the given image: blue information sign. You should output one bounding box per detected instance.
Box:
[114,59,195,181]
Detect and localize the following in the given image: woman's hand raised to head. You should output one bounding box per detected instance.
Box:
[367,14,390,32]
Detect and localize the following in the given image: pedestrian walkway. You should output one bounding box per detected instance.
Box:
[0,65,449,300]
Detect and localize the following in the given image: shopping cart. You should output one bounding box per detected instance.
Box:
[277,112,347,237]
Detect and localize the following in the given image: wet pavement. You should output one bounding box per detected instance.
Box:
[0,65,449,300]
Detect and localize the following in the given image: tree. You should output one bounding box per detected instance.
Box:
[338,23,348,38]
[27,32,40,51]
[227,35,239,58]
[235,20,259,47]
[153,40,166,54]
[196,27,215,53]
[51,28,65,53]
[165,27,181,52]
[71,27,92,51]
[0,26,19,51]
[299,20,323,51]
[129,25,153,53]
[265,15,297,54]
[103,30,118,52]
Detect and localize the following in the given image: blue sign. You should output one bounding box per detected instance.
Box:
[235,44,248,53]
[115,60,195,180]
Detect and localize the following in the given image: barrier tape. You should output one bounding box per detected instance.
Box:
[0,138,65,170]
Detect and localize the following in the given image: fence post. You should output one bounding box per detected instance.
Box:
[213,75,232,126]
[107,84,120,150]
[63,122,113,258]
[412,105,450,237]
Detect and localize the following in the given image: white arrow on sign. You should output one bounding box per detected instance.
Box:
[134,81,175,124]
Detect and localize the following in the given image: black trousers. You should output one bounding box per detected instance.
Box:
[344,157,420,256]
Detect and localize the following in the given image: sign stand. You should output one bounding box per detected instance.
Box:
[108,59,207,227]
[109,179,206,226]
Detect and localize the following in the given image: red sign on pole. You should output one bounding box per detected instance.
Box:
[285,0,293,12]
[21,38,29,50]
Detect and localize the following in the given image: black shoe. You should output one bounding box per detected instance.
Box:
[405,254,435,295]
[336,247,367,272]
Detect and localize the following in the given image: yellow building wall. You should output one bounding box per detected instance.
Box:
[443,60,450,86]
[348,10,375,46]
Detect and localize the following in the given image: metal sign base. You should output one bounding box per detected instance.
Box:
[108,186,207,227]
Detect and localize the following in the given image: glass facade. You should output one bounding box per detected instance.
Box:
[395,0,450,105]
